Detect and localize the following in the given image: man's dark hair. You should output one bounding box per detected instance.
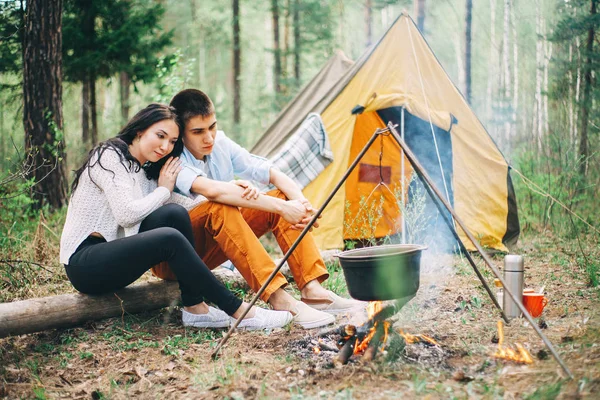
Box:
[169,89,215,124]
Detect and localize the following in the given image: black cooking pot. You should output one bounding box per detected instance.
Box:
[337,244,426,301]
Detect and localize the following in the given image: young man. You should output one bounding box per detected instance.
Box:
[152,88,363,329]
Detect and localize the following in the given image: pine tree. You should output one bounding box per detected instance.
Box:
[62,0,173,145]
[550,0,599,177]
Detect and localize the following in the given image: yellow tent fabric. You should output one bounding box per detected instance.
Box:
[255,13,519,252]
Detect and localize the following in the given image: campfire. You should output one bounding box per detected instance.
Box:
[492,320,534,364]
[309,298,443,366]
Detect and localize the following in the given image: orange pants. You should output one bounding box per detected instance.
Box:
[151,190,329,301]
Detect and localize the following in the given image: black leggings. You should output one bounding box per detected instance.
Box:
[65,203,242,314]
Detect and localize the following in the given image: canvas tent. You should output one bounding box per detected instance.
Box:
[252,13,519,252]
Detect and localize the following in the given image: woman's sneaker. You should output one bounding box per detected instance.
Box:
[232,308,293,331]
[182,307,230,328]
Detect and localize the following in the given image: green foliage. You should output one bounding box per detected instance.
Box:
[513,148,598,237]
[152,50,194,104]
[0,0,22,76]
[62,0,173,84]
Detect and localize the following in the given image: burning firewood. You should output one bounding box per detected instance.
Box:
[334,335,357,366]
[361,321,389,363]
[492,320,534,364]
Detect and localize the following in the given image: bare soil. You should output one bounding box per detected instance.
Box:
[1,232,599,399]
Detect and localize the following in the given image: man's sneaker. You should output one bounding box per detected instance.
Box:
[301,290,367,315]
[232,307,293,331]
[291,301,335,329]
[182,307,230,328]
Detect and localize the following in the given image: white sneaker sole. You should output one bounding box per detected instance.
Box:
[183,320,230,329]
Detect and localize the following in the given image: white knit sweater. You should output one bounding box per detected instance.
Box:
[59,147,205,264]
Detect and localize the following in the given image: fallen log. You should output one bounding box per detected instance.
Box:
[0,280,180,338]
[0,267,249,339]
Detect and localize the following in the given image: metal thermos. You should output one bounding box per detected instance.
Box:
[503,255,524,319]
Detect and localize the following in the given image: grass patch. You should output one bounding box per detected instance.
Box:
[524,381,563,399]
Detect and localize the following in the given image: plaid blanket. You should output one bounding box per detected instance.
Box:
[268,113,334,190]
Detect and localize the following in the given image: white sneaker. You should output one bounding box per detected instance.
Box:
[232,307,293,331]
[182,307,230,328]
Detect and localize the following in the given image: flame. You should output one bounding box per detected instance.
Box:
[353,302,390,355]
[367,301,383,318]
[313,346,321,354]
[492,320,534,364]
[397,329,440,346]
[354,328,377,354]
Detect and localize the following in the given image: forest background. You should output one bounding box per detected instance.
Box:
[0,0,598,292]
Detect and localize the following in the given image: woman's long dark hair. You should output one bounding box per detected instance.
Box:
[72,103,183,193]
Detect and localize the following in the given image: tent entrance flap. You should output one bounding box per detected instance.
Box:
[343,111,409,242]
[342,107,457,251]
[378,107,457,251]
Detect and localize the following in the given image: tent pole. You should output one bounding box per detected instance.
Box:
[387,122,573,379]
[211,127,388,360]
[401,107,406,244]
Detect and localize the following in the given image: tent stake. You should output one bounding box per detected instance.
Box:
[211,127,390,360]
[387,122,573,379]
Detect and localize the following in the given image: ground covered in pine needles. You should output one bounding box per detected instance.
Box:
[1,232,599,399]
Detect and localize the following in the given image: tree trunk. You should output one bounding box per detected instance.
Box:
[81,0,94,145]
[119,71,131,124]
[82,80,90,144]
[486,0,497,130]
[464,0,472,104]
[90,74,98,144]
[543,30,552,140]
[502,0,512,147]
[282,0,290,94]
[455,31,465,94]
[365,0,373,48]
[511,0,518,143]
[22,0,67,210]
[293,0,300,84]
[415,0,425,33]
[232,0,241,124]
[533,0,543,152]
[272,0,282,95]
[578,0,596,176]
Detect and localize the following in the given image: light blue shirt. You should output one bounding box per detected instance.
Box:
[176,130,274,197]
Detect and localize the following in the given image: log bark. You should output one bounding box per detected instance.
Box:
[0,267,248,338]
[0,281,180,338]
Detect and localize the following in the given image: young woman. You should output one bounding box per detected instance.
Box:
[59,103,292,330]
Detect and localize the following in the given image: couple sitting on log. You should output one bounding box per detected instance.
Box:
[59,89,363,331]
